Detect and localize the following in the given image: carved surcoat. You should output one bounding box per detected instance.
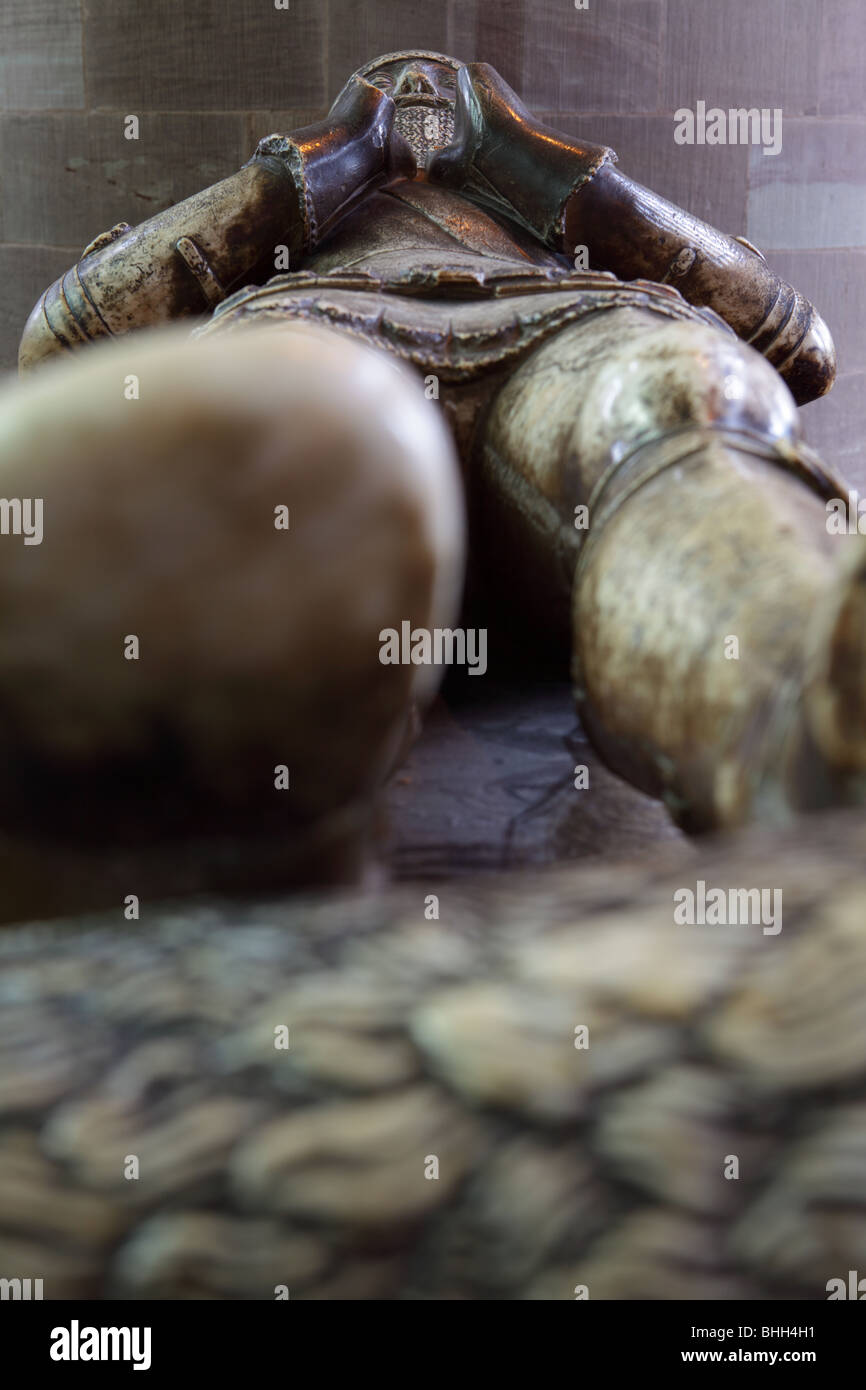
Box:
[197,182,728,390]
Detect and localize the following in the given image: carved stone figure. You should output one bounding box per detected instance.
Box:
[15,51,861,842]
[4,55,866,1306]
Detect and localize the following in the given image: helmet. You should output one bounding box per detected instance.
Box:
[356,51,463,172]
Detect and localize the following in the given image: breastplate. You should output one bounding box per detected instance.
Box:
[304,181,569,281]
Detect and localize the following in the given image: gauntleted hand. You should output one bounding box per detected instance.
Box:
[427,63,541,205]
[426,61,613,248]
[254,73,416,192]
[325,72,417,185]
[427,63,488,190]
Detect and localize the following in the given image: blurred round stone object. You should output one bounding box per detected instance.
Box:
[0,322,464,864]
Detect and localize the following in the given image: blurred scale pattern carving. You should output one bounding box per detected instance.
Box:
[0,809,864,1299]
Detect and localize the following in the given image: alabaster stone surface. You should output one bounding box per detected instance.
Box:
[0,321,464,852]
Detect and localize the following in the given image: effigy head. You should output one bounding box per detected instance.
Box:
[358,51,462,172]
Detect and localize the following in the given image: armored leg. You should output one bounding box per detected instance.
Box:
[480,305,857,831]
[0,322,463,912]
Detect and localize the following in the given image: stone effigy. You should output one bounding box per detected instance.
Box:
[3,52,866,1305]
[12,50,862,851]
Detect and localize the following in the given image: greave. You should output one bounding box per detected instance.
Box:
[572,422,845,830]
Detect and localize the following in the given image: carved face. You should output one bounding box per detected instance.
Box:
[358,51,462,172]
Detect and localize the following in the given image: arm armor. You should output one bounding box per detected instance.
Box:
[432,63,835,406]
[563,164,836,406]
[19,76,411,374]
[19,159,300,373]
